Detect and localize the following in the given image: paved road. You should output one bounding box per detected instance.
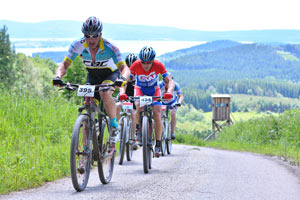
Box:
[1,145,300,200]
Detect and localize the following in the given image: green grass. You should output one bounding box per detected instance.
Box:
[204,110,300,166]
[0,92,78,194]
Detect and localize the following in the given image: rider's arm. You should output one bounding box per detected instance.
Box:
[56,60,71,78]
[117,63,130,80]
[178,93,184,104]
[164,75,175,94]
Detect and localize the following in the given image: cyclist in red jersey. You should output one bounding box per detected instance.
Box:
[129,46,174,157]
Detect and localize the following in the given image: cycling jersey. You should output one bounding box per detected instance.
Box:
[130,60,168,87]
[159,81,182,105]
[64,37,126,79]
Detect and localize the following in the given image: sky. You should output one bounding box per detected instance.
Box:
[1,0,299,31]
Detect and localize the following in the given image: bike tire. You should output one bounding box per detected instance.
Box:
[142,116,150,173]
[118,117,127,165]
[166,123,172,154]
[126,120,133,161]
[97,117,115,184]
[70,114,91,192]
[161,120,167,156]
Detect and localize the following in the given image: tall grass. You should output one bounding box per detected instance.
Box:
[0,91,78,194]
[207,109,300,165]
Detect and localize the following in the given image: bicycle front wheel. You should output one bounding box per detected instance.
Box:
[118,117,127,165]
[70,114,92,192]
[142,116,150,173]
[126,120,133,161]
[166,122,172,154]
[98,117,115,184]
[161,120,167,156]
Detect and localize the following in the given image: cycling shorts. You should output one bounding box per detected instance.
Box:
[86,70,120,100]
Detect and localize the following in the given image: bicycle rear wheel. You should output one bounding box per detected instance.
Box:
[70,114,92,192]
[126,120,133,161]
[98,117,115,184]
[142,116,150,173]
[118,117,127,165]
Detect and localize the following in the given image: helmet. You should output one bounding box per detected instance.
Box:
[139,46,156,62]
[125,53,138,67]
[81,16,103,35]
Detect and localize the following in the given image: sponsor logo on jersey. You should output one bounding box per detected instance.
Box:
[138,72,157,82]
[83,59,109,67]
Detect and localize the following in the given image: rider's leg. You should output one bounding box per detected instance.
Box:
[134,101,142,143]
[116,102,122,122]
[170,108,177,139]
[100,89,117,129]
[153,104,162,157]
[131,108,136,137]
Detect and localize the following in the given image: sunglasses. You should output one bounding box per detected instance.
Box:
[141,61,153,64]
[84,34,99,39]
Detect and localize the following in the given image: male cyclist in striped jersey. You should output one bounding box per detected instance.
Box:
[129,46,174,157]
[159,74,184,140]
[53,17,130,171]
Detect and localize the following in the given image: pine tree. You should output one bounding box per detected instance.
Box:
[0,26,15,88]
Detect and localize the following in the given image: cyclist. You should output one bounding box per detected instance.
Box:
[116,53,139,149]
[159,74,184,140]
[130,46,174,157]
[53,16,130,160]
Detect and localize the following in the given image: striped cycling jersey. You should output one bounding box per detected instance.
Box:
[159,81,182,105]
[64,37,125,78]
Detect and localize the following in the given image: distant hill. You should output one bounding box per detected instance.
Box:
[159,40,300,81]
[1,20,300,43]
[158,40,241,62]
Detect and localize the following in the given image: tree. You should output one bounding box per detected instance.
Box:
[0,26,15,88]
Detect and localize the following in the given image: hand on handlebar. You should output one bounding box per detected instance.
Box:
[119,93,128,101]
[114,77,127,87]
[175,103,181,107]
[52,77,64,87]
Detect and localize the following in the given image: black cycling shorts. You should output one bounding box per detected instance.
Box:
[86,70,120,100]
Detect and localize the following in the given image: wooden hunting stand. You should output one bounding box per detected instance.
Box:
[205,94,233,140]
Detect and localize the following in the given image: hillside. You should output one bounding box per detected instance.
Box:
[1,20,300,43]
[162,41,300,81]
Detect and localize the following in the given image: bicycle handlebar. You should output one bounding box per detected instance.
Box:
[54,80,115,92]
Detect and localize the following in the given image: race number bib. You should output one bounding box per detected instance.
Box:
[122,102,133,110]
[140,96,153,107]
[77,85,95,97]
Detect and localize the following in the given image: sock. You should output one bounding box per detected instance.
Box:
[156,140,161,147]
[110,117,118,129]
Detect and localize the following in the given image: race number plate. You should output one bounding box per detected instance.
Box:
[161,105,167,111]
[77,85,95,97]
[122,102,133,110]
[140,96,153,107]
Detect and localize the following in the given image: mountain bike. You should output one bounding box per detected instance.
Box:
[53,80,117,191]
[118,98,134,165]
[135,96,162,173]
